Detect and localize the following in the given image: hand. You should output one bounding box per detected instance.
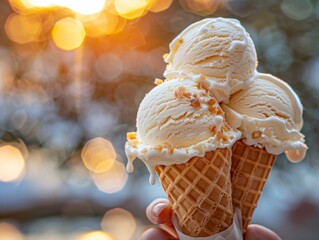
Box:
[140,198,281,240]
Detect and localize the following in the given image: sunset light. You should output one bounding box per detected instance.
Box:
[51,17,86,50]
[16,0,106,15]
[77,231,113,240]
[5,13,41,44]
[114,0,148,19]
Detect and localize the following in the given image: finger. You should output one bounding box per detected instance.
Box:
[245,224,281,240]
[140,227,178,240]
[146,198,178,238]
[146,198,172,224]
[160,222,178,239]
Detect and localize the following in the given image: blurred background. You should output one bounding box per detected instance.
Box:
[0,0,318,239]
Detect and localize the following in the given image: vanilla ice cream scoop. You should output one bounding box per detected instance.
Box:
[221,73,307,162]
[164,18,257,102]
[125,78,241,184]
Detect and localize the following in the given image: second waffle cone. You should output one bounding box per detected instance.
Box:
[231,140,277,231]
[155,148,233,237]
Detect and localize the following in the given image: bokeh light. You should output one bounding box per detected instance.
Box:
[15,0,106,15]
[0,145,25,182]
[93,160,128,193]
[0,222,24,240]
[114,0,148,19]
[81,137,116,173]
[83,13,120,37]
[51,17,86,50]
[179,0,223,16]
[101,208,136,240]
[5,13,41,44]
[77,231,113,240]
[63,0,106,15]
[281,0,313,20]
[147,0,173,13]
[95,54,123,82]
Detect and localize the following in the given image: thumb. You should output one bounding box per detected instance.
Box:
[245,224,281,240]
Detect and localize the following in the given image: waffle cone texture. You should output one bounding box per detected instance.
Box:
[231,140,276,230]
[155,148,233,237]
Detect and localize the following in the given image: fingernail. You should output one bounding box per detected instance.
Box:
[152,202,167,218]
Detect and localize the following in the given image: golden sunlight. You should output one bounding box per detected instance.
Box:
[77,231,113,240]
[147,0,173,13]
[15,0,106,15]
[0,145,25,182]
[114,0,148,19]
[63,0,106,15]
[5,13,41,44]
[83,13,120,37]
[51,17,86,50]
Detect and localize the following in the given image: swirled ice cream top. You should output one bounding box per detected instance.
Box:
[164,17,257,102]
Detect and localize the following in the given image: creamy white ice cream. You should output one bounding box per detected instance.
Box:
[164,18,257,102]
[221,73,307,162]
[126,78,241,184]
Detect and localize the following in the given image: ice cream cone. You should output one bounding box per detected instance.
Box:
[231,140,276,231]
[155,148,233,237]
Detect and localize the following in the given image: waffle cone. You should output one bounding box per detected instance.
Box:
[231,140,276,231]
[155,148,233,237]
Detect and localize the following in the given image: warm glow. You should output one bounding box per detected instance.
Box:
[24,0,55,7]
[93,160,128,193]
[84,13,120,37]
[51,17,86,50]
[0,145,25,182]
[101,208,136,240]
[147,0,173,13]
[77,231,113,240]
[0,222,24,240]
[114,0,148,19]
[81,138,116,173]
[64,0,106,15]
[179,0,222,16]
[15,0,106,15]
[5,13,41,44]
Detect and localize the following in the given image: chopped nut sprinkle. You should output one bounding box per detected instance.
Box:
[222,134,228,143]
[190,98,201,107]
[207,98,217,106]
[199,74,206,81]
[195,82,202,90]
[174,86,187,99]
[216,108,223,115]
[128,139,138,148]
[169,148,174,154]
[209,106,217,114]
[154,78,164,85]
[210,126,217,135]
[252,131,262,139]
[221,124,230,132]
[127,132,137,140]
[154,145,163,152]
[217,131,224,141]
[183,92,191,98]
